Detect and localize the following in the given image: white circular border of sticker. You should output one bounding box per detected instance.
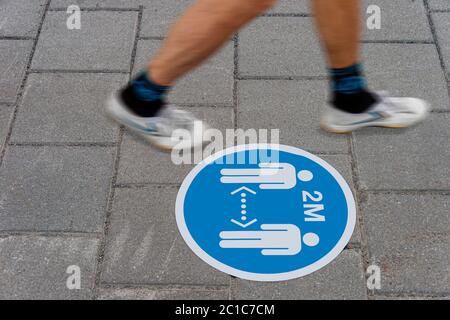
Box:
[175,144,356,282]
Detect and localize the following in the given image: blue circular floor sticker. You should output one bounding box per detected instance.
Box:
[176,144,356,281]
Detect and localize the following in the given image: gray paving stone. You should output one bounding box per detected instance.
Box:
[0,40,33,104]
[0,235,99,299]
[0,0,446,300]
[232,249,367,299]
[353,113,450,190]
[320,155,354,193]
[0,0,46,37]
[319,155,360,245]
[101,186,230,285]
[363,43,449,111]
[98,288,229,300]
[429,0,450,10]
[270,0,436,34]
[32,11,137,71]
[133,40,234,106]
[240,17,437,78]
[361,0,432,41]
[0,105,13,147]
[361,193,450,293]
[269,0,310,14]
[237,80,348,153]
[117,106,234,184]
[11,73,126,143]
[50,0,143,8]
[140,0,194,38]
[239,17,325,77]
[432,13,450,72]
[0,146,115,232]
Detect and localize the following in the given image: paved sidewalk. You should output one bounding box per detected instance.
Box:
[0,0,449,300]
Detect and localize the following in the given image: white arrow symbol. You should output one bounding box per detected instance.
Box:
[230,186,257,195]
[230,218,258,228]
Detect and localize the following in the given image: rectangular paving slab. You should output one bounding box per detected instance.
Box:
[0,0,46,38]
[239,17,443,87]
[353,113,450,191]
[428,0,450,10]
[361,193,450,294]
[32,11,138,71]
[98,287,229,300]
[117,106,234,184]
[239,17,325,77]
[361,0,432,41]
[269,0,310,14]
[363,43,449,111]
[11,73,126,143]
[0,235,99,299]
[232,249,367,299]
[0,40,33,104]
[432,12,450,73]
[140,0,194,38]
[0,146,115,232]
[237,80,348,153]
[100,185,230,285]
[133,40,234,106]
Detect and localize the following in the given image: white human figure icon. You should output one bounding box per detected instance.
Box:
[220,163,298,189]
[219,224,319,256]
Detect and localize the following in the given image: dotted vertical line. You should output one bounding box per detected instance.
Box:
[240,192,247,221]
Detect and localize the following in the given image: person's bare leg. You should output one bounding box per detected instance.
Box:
[150,0,277,86]
[311,0,360,68]
[106,0,278,150]
[313,0,429,133]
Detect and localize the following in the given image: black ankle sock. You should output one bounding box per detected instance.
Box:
[329,63,378,114]
[121,71,171,118]
[333,88,378,114]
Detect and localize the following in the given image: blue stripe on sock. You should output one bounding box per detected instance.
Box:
[332,76,367,94]
[131,71,171,102]
[329,63,366,94]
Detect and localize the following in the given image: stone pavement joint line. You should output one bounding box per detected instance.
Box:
[92,5,144,300]
[424,0,450,102]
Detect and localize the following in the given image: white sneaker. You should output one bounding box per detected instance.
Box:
[106,92,208,150]
[320,92,430,133]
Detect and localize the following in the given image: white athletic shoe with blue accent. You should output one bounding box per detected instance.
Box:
[320,92,430,133]
[106,92,208,150]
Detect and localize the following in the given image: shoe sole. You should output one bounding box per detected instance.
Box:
[320,101,430,134]
[320,121,412,134]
